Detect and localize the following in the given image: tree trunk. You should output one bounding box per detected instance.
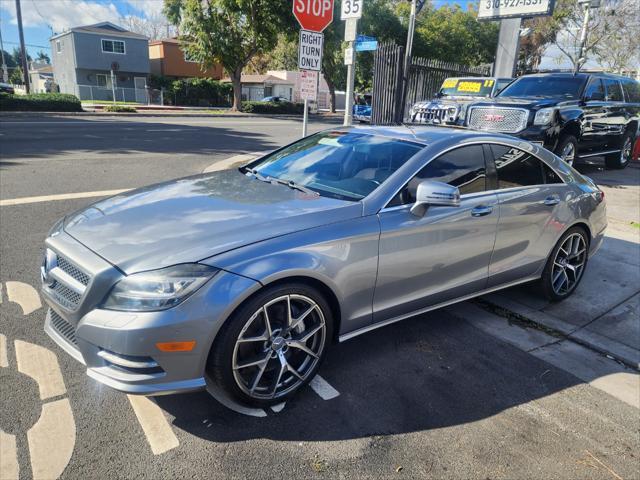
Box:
[230,68,242,111]
[325,77,336,113]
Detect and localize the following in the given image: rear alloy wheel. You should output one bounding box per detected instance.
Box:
[605,131,634,169]
[208,284,332,406]
[555,136,578,167]
[540,227,589,302]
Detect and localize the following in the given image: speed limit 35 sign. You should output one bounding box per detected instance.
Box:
[341,0,363,20]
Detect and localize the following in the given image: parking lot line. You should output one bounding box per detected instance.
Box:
[309,375,340,400]
[0,430,19,480]
[0,189,130,207]
[6,282,41,315]
[127,395,179,455]
[0,334,8,368]
[15,339,67,400]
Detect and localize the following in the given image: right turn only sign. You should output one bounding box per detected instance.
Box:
[298,30,324,71]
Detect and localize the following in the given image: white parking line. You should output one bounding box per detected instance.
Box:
[15,339,67,400]
[127,395,179,455]
[27,399,76,480]
[0,430,19,480]
[0,334,8,368]
[6,282,41,315]
[0,189,130,207]
[309,375,340,400]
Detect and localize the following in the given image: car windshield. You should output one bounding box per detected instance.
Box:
[244,131,423,201]
[498,76,586,99]
[439,78,495,97]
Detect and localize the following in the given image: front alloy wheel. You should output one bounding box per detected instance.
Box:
[208,284,332,406]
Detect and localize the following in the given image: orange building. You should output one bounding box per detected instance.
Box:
[149,39,223,79]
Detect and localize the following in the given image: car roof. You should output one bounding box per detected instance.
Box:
[339,124,511,145]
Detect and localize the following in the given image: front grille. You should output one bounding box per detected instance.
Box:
[52,283,82,309]
[467,107,528,133]
[57,255,91,286]
[49,308,77,346]
[413,105,455,124]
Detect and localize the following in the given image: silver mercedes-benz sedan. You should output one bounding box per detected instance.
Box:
[41,126,606,406]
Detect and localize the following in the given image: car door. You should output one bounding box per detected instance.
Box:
[373,144,499,323]
[580,77,609,155]
[486,143,567,287]
[602,78,627,150]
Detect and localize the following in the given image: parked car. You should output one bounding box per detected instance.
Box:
[463,72,640,169]
[353,93,372,123]
[42,126,606,406]
[260,96,290,103]
[409,77,513,125]
[0,82,15,94]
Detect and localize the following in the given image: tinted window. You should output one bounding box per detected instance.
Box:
[389,145,485,206]
[249,131,423,201]
[490,145,544,188]
[498,76,586,99]
[542,163,563,184]
[584,78,605,101]
[604,79,623,102]
[494,79,513,95]
[622,79,640,102]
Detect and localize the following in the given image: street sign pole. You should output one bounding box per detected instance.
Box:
[303,98,309,136]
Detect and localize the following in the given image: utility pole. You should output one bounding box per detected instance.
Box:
[574,0,597,74]
[0,28,8,83]
[398,0,417,123]
[15,0,30,92]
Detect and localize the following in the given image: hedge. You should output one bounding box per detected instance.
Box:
[0,93,83,112]
[241,101,304,114]
[147,75,232,107]
[103,105,137,113]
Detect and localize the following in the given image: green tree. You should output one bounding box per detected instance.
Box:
[11,47,31,68]
[1,50,17,68]
[9,66,24,85]
[36,51,51,64]
[163,0,296,111]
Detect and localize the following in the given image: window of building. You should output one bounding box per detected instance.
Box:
[96,74,112,89]
[56,40,62,53]
[101,39,125,54]
[604,79,623,102]
[388,145,486,206]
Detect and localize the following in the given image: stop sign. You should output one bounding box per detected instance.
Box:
[293,0,334,32]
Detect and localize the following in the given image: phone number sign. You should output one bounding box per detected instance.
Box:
[477,0,555,20]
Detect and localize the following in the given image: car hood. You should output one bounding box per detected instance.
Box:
[64,169,362,274]
[472,97,578,110]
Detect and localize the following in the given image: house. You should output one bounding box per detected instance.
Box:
[266,70,343,110]
[149,39,223,79]
[28,62,54,93]
[50,22,150,102]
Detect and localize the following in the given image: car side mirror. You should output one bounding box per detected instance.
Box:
[410,180,461,217]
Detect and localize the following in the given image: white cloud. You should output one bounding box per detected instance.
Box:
[1,0,122,33]
[123,0,165,17]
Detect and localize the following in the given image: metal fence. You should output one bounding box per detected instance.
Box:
[76,85,163,105]
[371,43,492,125]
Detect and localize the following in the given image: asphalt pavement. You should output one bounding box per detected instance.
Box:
[1,114,638,480]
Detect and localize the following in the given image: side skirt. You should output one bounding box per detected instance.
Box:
[338,275,540,342]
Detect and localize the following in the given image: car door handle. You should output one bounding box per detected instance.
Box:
[471,205,493,217]
[543,196,560,206]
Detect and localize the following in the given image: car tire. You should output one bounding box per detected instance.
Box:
[554,135,579,167]
[540,227,590,302]
[207,282,333,407]
[605,130,634,169]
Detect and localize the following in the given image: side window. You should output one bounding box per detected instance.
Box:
[490,145,544,189]
[621,79,640,102]
[584,78,605,101]
[542,163,563,184]
[388,145,485,206]
[604,79,623,102]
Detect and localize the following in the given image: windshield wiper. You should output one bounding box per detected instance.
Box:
[245,167,269,182]
[269,177,319,196]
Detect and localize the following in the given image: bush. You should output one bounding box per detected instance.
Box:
[0,93,82,112]
[148,77,232,107]
[103,105,137,113]
[241,101,304,114]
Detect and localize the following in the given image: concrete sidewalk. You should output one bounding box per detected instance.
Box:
[482,163,640,370]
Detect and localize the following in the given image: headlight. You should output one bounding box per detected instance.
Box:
[103,264,218,312]
[534,107,555,126]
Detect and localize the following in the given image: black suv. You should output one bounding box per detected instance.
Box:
[463,73,640,169]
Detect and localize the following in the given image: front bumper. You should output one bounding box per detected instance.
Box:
[42,231,260,396]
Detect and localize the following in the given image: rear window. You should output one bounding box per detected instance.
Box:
[622,79,640,102]
[498,76,586,99]
[604,79,624,102]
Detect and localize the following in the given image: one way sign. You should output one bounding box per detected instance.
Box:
[298,30,324,71]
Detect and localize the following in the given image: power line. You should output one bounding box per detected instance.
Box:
[1,40,51,50]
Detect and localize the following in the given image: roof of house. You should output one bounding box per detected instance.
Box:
[221,74,294,85]
[50,22,148,41]
[149,38,181,46]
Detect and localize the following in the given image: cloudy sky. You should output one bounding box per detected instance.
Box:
[0,0,166,57]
